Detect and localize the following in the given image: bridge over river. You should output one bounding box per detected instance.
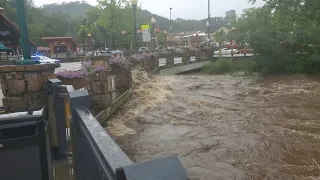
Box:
[56,54,253,74]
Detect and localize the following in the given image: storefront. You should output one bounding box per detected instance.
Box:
[0,8,36,55]
[42,37,77,58]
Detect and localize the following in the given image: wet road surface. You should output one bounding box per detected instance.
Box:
[107,72,320,180]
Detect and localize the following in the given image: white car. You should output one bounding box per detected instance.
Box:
[138,47,148,52]
[214,48,238,55]
[30,56,60,64]
[98,51,112,56]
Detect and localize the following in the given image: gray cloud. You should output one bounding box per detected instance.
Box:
[33,0,265,20]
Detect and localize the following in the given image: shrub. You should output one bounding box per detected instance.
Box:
[130,52,158,64]
[248,53,320,74]
[108,55,132,70]
[203,59,234,74]
[57,59,107,79]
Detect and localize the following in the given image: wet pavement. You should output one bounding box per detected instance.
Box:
[108,73,320,180]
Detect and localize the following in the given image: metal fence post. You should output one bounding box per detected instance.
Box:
[68,90,91,180]
[46,79,68,159]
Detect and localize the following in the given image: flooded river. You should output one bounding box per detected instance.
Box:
[107,71,320,180]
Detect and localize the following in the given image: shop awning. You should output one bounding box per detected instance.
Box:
[0,42,12,52]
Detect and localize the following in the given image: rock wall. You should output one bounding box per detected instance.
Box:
[88,71,115,113]
[0,64,60,112]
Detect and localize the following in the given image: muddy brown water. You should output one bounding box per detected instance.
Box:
[108,72,320,180]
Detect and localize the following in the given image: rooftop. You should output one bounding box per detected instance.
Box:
[0,11,36,46]
[42,37,77,46]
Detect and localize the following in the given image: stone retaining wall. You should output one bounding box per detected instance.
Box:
[0,64,60,112]
[88,71,115,113]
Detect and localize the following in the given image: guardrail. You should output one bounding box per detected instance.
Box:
[67,88,189,180]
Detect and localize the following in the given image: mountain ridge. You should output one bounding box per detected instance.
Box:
[40,1,229,33]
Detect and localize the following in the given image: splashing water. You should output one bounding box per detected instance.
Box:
[106,67,175,136]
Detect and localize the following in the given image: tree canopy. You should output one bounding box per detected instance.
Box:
[229,0,320,73]
[1,0,232,50]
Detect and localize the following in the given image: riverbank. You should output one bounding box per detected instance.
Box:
[107,72,320,179]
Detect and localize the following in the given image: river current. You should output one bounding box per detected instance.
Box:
[107,70,320,180]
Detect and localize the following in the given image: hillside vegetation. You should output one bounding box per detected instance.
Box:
[39,1,229,33]
[41,1,93,18]
[1,0,229,49]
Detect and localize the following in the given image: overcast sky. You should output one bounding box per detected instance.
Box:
[33,0,265,20]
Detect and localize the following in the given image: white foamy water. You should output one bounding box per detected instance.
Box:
[106,67,175,136]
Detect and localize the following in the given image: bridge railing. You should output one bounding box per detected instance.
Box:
[68,89,189,180]
[69,90,132,180]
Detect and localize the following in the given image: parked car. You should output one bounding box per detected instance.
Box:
[139,47,148,52]
[236,49,252,54]
[214,48,238,55]
[98,51,113,56]
[156,46,165,51]
[111,50,124,57]
[38,56,60,64]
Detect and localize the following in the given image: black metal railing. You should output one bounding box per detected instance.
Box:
[68,89,189,180]
[72,107,132,180]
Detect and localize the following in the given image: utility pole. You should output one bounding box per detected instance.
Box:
[169,7,173,51]
[207,0,211,40]
[131,0,138,51]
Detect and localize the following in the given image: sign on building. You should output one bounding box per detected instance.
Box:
[0,31,10,36]
[141,24,151,42]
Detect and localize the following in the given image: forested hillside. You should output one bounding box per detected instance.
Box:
[1,0,229,49]
[41,1,93,18]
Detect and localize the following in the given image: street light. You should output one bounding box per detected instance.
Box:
[87,33,92,52]
[207,0,211,40]
[206,21,210,40]
[151,17,156,50]
[130,0,138,51]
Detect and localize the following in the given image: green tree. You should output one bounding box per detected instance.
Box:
[45,12,73,36]
[156,31,166,46]
[95,0,132,50]
[214,29,226,57]
[28,23,52,46]
[231,0,320,74]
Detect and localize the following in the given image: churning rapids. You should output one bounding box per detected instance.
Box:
[106,70,320,180]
